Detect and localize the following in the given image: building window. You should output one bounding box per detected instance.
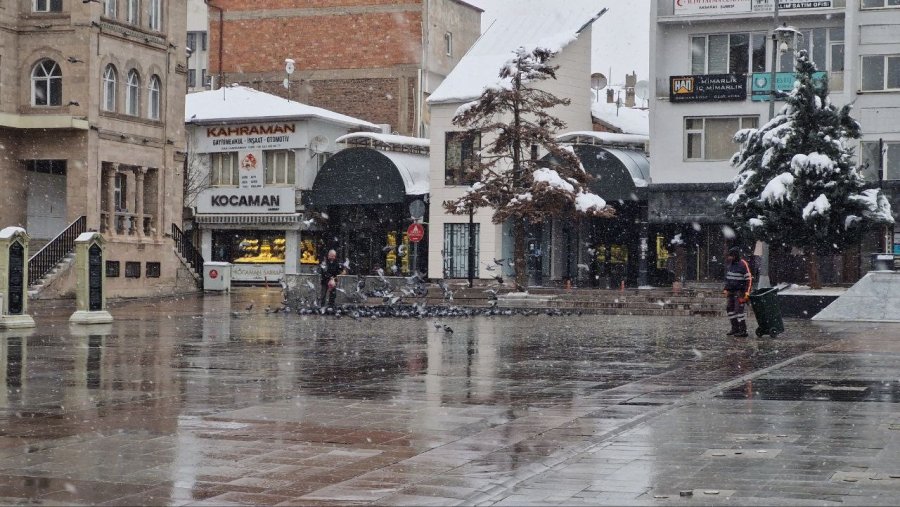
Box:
[264,150,296,186]
[148,0,161,31]
[187,69,196,88]
[691,32,766,74]
[126,69,140,116]
[125,261,141,278]
[445,131,481,185]
[860,141,900,181]
[200,32,208,51]
[126,0,139,24]
[862,0,900,7]
[685,116,758,161]
[187,31,207,53]
[106,261,120,278]
[31,59,62,106]
[444,32,453,57]
[102,64,117,112]
[443,223,479,279]
[104,0,117,18]
[33,0,62,12]
[114,172,127,211]
[861,55,900,91]
[201,69,208,87]
[146,262,161,278]
[210,152,239,186]
[147,75,161,120]
[778,27,844,83]
[25,159,66,175]
[316,152,331,170]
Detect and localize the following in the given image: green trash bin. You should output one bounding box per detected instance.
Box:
[749,287,784,338]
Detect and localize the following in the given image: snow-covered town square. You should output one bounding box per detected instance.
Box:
[3,0,900,505]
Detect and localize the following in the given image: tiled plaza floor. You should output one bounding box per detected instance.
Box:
[0,289,896,505]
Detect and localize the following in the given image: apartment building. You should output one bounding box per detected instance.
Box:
[201,0,481,137]
[0,0,191,298]
[649,0,900,284]
[186,0,209,92]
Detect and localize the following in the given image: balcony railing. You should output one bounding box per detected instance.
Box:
[100,212,154,236]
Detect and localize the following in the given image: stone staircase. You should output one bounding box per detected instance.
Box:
[27,252,76,298]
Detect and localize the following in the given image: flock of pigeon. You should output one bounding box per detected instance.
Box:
[229,257,580,322]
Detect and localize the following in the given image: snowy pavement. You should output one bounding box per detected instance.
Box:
[0,289,897,505]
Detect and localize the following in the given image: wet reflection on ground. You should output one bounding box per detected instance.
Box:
[0,288,890,505]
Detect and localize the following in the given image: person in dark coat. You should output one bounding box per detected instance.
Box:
[724,246,752,337]
[320,249,345,308]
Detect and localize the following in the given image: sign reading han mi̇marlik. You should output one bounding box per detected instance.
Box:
[196,123,304,153]
[197,187,296,214]
[670,74,747,102]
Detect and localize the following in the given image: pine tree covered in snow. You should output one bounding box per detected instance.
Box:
[726,49,893,287]
[444,47,613,285]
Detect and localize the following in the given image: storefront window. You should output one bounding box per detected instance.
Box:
[300,238,319,265]
[212,231,286,264]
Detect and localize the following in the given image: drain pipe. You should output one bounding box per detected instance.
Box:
[204,0,224,89]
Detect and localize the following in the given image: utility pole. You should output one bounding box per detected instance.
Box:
[759,0,781,289]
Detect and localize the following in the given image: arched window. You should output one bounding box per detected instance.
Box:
[31,59,62,106]
[126,0,139,24]
[148,75,161,120]
[148,0,162,31]
[102,65,117,112]
[126,69,140,116]
[104,0,117,18]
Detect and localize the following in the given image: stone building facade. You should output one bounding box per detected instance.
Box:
[0,0,191,298]
[203,0,481,137]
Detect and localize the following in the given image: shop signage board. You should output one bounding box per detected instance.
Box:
[238,150,264,189]
[197,187,296,214]
[673,0,751,15]
[751,0,832,11]
[750,71,827,101]
[231,263,285,282]
[673,0,831,14]
[195,122,305,153]
[670,74,747,102]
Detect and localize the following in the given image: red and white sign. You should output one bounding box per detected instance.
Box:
[407,223,425,243]
[209,269,219,279]
[674,0,751,15]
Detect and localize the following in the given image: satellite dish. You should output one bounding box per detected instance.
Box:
[284,58,295,75]
[635,80,650,101]
[590,72,608,91]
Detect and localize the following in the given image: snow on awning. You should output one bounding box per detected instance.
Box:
[336,132,430,154]
[546,142,650,202]
[557,131,649,148]
[303,147,429,208]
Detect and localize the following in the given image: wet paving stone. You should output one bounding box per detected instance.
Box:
[0,289,897,505]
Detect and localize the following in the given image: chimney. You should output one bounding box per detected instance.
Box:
[625,72,637,108]
[606,88,614,104]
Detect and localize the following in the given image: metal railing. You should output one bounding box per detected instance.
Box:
[171,223,204,287]
[27,216,86,286]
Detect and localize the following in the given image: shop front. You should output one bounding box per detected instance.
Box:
[196,187,302,282]
[302,137,430,277]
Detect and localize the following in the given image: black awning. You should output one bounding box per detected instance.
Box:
[573,144,649,202]
[302,147,407,207]
[542,144,650,202]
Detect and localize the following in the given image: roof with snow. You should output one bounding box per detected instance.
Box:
[185,86,380,130]
[427,0,609,104]
[591,101,649,136]
[336,132,430,152]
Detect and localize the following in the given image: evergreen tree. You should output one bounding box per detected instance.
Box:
[726,50,893,288]
[444,47,613,286]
